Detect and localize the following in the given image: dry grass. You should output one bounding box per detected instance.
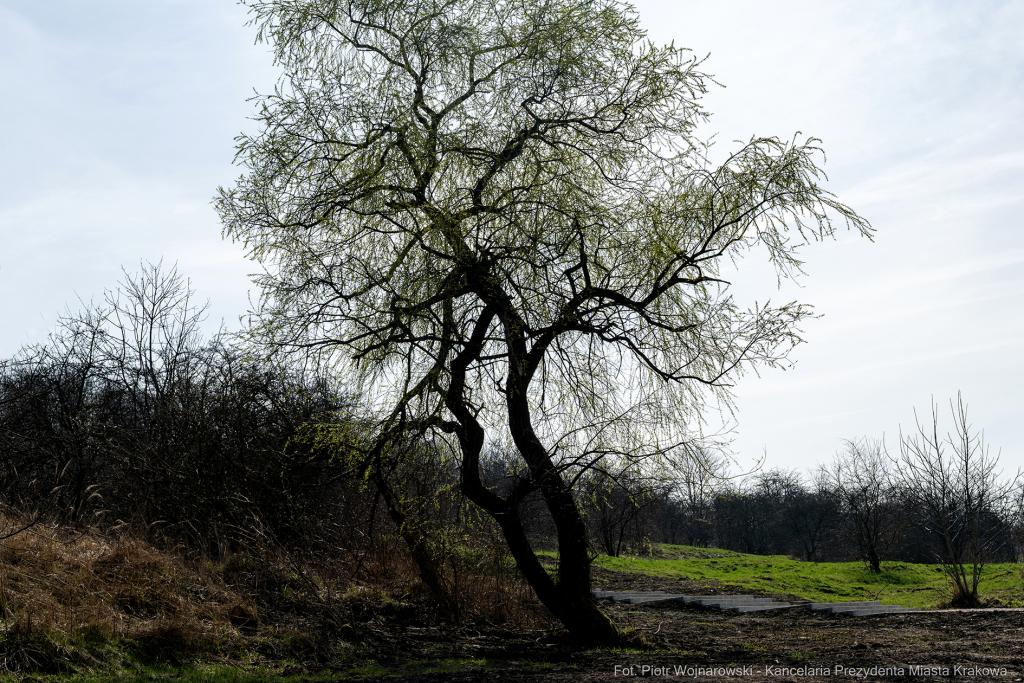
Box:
[0,515,550,674]
[315,536,552,630]
[0,517,254,672]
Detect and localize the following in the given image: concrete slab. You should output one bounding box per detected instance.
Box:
[684,596,756,604]
[831,606,921,618]
[732,603,792,613]
[621,595,687,604]
[594,590,936,617]
[593,591,794,613]
[808,601,921,616]
[836,608,918,616]
[694,599,775,608]
[807,601,881,610]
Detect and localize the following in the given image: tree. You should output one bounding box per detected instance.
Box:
[668,447,727,548]
[780,470,838,562]
[822,437,899,572]
[580,464,663,557]
[217,0,870,643]
[897,395,1021,606]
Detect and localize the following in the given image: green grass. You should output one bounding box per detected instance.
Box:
[591,545,1024,608]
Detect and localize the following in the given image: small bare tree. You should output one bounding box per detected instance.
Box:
[581,464,666,558]
[785,470,839,562]
[674,449,727,548]
[897,394,1020,606]
[822,438,899,572]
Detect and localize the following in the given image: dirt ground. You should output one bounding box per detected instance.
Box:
[326,567,1024,682]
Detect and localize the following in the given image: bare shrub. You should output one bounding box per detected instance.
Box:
[897,394,1021,607]
[821,438,900,572]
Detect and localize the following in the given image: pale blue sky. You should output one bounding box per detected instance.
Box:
[1,0,1022,474]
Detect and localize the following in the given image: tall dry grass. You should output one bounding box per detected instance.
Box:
[0,514,253,672]
[0,512,551,673]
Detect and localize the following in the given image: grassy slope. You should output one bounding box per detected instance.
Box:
[591,545,1024,608]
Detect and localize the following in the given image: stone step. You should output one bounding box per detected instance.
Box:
[621,595,687,604]
[682,595,756,604]
[836,607,920,616]
[593,591,792,612]
[808,601,921,616]
[691,599,776,608]
[807,601,881,610]
[593,591,920,617]
[731,603,792,613]
[839,610,921,618]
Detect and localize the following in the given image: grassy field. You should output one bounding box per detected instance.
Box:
[591,545,1024,608]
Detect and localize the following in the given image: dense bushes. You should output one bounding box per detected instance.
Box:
[0,266,547,632]
[0,263,353,551]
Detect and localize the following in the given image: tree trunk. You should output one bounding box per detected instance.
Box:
[444,303,623,645]
[372,472,459,618]
[504,401,622,643]
[493,503,621,646]
[866,547,881,573]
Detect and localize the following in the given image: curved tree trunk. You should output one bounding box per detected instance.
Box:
[494,497,621,646]
[442,303,623,645]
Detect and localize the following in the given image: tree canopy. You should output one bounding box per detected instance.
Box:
[217,0,870,643]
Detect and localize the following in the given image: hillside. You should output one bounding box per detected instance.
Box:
[591,545,1024,609]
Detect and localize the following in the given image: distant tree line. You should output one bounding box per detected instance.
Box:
[563,427,1024,606]
[568,438,1023,572]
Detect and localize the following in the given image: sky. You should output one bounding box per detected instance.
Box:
[1,0,1022,476]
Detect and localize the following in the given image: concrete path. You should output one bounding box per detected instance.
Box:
[594,590,919,615]
[806,601,920,616]
[593,590,791,612]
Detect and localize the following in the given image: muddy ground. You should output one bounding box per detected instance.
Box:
[320,567,1024,682]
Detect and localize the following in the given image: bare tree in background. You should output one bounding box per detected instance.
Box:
[897,394,1021,606]
[581,464,666,557]
[822,438,899,572]
[750,468,837,562]
[673,449,727,547]
[785,469,839,562]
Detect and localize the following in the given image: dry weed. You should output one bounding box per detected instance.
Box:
[0,515,552,673]
[0,516,245,672]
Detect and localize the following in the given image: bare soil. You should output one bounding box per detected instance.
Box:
[324,567,1024,682]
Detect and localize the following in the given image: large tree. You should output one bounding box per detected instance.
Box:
[218,0,870,643]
